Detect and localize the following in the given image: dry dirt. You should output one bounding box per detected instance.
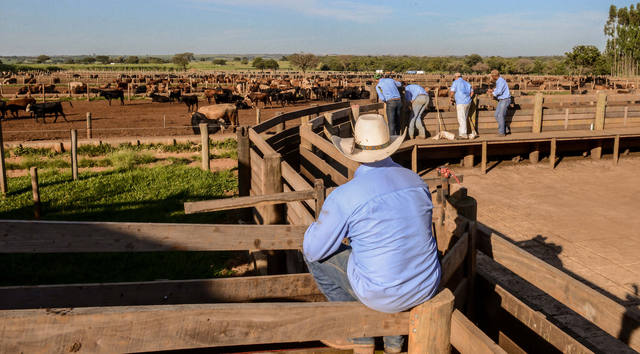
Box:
[1,98,347,142]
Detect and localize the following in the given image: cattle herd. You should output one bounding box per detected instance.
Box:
[0,70,637,127]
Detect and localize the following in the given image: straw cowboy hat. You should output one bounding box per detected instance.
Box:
[330,113,406,163]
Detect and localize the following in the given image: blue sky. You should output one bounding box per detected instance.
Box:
[0,0,637,56]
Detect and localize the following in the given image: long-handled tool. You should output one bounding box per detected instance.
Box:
[432,89,454,140]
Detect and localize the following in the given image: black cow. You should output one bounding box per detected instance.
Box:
[191,112,221,135]
[179,95,198,112]
[150,93,170,103]
[99,89,125,106]
[26,101,72,123]
[169,90,181,102]
[0,101,6,119]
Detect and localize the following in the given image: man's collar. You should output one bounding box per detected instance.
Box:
[354,157,395,178]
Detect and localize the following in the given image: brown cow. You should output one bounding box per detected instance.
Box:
[6,97,36,118]
[197,104,238,126]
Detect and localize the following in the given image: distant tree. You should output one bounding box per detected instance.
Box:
[464,54,483,68]
[252,57,265,70]
[471,62,489,73]
[138,57,149,64]
[281,55,288,61]
[241,57,249,64]
[263,59,279,70]
[233,57,241,61]
[565,45,601,75]
[95,55,110,64]
[212,59,227,65]
[513,58,534,74]
[36,55,50,63]
[288,53,319,73]
[64,58,76,64]
[531,59,546,74]
[148,57,164,64]
[80,57,96,64]
[172,52,194,70]
[125,56,139,64]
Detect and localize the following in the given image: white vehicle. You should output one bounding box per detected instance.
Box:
[416,70,425,74]
[375,69,384,74]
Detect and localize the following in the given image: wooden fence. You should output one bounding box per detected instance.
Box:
[2,100,639,352]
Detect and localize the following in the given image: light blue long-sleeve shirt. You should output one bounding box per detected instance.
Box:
[375,78,402,102]
[450,77,473,105]
[303,157,441,313]
[405,84,428,102]
[493,76,511,100]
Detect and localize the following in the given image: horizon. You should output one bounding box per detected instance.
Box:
[1,0,637,57]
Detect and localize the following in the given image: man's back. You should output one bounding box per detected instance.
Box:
[375,78,401,102]
[303,158,441,313]
[405,84,427,101]
[450,78,472,104]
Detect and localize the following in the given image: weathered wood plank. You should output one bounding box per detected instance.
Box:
[0,274,322,310]
[184,190,315,214]
[250,128,279,156]
[476,223,640,351]
[441,232,469,287]
[408,289,454,354]
[477,268,594,354]
[0,220,306,252]
[300,148,348,185]
[299,123,360,172]
[0,302,409,353]
[253,102,350,133]
[451,309,507,354]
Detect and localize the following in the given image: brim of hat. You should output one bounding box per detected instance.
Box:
[330,128,406,163]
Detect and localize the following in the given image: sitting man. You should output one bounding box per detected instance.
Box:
[303,114,441,354]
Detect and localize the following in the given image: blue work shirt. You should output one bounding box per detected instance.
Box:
[375,78,402,102]
[303,157,441,313]
[405,84,428,102]
[450,78,473,105]
[493,77,511,100]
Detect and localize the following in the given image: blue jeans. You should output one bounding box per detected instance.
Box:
[385,99,403,135]
[305,244,405,351]
[409,95,428,138]
[495,98,510,134]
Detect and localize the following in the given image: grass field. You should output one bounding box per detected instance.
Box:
[0,142,243,286]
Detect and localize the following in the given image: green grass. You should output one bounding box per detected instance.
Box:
[0,165,240,286]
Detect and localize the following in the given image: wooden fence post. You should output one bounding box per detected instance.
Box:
[613,135,620,165]
[256,108,261,125]
[481,141,488,174]
[275,112,285,133]
[30,167,41,219]
[595,92,607,130]
[86,112,92,139]
[532,92,543,133]
[0,120,7,196]
[237,126,250,198]
[261,153,285,274]
[472,95,479,136]
[550,137,557,169]
[71,130,78,181]
[408,289,455,354]
[200,123,209,171]
[314,179,325,219]
[41,84,45,103]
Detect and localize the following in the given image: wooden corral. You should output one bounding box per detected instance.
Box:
[1,100,639,353]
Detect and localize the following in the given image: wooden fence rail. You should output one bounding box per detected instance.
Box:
[0,220,306,253]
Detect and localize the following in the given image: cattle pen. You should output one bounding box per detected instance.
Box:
[0,99,639,353]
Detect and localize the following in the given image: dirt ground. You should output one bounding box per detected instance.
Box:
[459,156,640,308]
[0,98,351,142]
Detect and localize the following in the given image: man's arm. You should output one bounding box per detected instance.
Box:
[303,193,350,262]
[493,79,505,97]
[394,80,402,87]
[375,84,385,102]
